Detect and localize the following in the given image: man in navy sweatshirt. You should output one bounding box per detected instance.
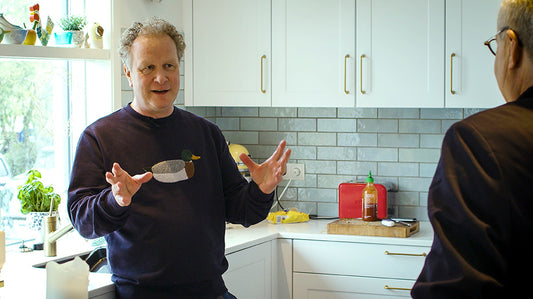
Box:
[68,17,290,299]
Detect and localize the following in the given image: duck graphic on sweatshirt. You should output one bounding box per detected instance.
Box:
[144,149,201,183]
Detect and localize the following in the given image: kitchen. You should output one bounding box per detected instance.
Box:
[0,0,520,298]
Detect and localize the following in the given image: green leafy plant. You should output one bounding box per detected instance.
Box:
[57,15,87,31]
[17,169,61,214]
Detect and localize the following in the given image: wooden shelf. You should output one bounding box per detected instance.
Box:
[0,44,110,60]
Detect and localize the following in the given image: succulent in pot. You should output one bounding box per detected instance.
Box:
[56,15,87,47]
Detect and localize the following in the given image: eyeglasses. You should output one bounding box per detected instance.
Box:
[484,26,511,56]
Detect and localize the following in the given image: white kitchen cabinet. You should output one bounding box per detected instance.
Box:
[294,273,415,298]
[292,239,430,298]
[191,0,271,106]
[271,0,355,107]
[356,0,445,108]
[445,0,503,108]
[272,238,292,299]
[223,241,272,299]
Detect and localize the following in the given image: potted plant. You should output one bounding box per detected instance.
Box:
[56,15,87,47]
[17,169,61,243]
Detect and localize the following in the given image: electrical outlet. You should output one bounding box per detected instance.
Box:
[283,163,305,180]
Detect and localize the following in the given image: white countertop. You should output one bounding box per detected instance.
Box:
[0,219,434,298]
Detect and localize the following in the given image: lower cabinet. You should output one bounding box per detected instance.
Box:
[222,238,430,298]
[294,272,415,298]
[293,239,430,298]
[223,241,272,299]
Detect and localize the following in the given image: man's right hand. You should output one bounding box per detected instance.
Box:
[105,162,153,206]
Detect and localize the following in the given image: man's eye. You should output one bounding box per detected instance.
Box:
[141,66,154,73]
[165,64,176,70]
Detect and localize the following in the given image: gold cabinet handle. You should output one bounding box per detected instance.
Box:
[384,250,427,257]
[360,54,366,94]
[450,53,456,95]
[384,285,411,291]
[260,55,267,94]
[344,54,350,94]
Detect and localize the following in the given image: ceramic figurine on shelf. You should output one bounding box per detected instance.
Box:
[23,4,40,45]
[39,16,54,46]
[83,32,89,48]
[27,3,53,46]
[89,22,104,49]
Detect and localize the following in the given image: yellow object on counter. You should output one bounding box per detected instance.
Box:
[267,210,309,224]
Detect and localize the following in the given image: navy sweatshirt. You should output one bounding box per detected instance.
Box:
[67,104,273,298]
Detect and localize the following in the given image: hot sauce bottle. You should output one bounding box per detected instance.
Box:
[362,171,378,221]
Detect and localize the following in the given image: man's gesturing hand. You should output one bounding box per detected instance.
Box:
[240,140,291,194]
[105,162,153,207]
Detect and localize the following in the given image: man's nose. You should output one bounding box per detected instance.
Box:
[153,70,168,84]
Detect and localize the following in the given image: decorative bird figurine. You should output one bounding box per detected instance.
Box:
[144,150,201,183]
[89,22,104,49]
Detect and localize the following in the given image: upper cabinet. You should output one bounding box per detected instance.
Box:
[356,0,445,108]
[191,0,271,107]
[272,0,355,107]
[187,0,502,108]
[445,0,502,108]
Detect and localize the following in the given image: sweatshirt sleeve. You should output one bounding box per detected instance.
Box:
[213,127,274,227]
[67,130,130,239]
[411,121,511,298]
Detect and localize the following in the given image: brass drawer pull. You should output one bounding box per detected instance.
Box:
[344,54,350,94]
[360,54,366,94]
[384,250,427,257]
[260,55,267,94]
[450,53,456,94]
[384,285,411,291]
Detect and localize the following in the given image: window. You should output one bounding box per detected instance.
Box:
[0,0,112,246]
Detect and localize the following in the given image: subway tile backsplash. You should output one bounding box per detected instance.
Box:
[121,71,485,221]
[184,106,485,221]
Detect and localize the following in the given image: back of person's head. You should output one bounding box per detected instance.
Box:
[119,17,186,69]
[498,0,533,60]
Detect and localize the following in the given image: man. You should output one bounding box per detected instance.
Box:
[412,0,533,297]
[68,17,290,298]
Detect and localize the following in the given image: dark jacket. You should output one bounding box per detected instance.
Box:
[412,87,533,298]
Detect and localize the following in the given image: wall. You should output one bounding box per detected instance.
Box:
[187,106,486,221]
[121,72,484,220]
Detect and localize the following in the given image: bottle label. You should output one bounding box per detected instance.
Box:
[364,194,375,200]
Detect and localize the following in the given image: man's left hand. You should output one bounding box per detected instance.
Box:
[240,140,291,194]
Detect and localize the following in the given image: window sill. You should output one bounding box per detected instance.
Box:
[0,44,110,60]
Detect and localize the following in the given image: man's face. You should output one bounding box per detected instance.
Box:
[125,34,180,118]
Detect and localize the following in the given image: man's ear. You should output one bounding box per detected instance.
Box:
[506,29,523,69]
[123,64,133,87]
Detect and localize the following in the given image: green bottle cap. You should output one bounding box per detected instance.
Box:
[366,171,374,183]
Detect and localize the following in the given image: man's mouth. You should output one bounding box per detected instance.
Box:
[152,89,169,94]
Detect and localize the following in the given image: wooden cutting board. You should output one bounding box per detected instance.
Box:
[327,218,419,238]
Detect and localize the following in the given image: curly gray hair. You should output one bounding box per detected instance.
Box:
[119,17,186,68]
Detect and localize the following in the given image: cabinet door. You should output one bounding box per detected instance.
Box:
[294,273,413,298]
[192,0,271,106]
[293,240,429,280]
[446,0,502,108]
[356,0,445,107]
[223,241,272,299]
[272,0,355,107]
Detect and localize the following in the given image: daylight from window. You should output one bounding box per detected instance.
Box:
[0,0,109,246]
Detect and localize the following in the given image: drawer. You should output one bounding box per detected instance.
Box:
[293,239,429,280]
[294,272,413,298]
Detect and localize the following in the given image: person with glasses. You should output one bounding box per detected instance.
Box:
[412,0,533,297]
